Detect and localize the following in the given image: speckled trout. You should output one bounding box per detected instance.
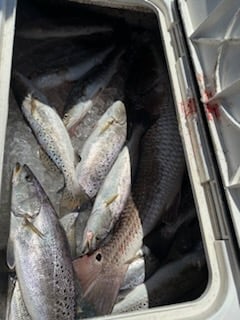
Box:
[81,122,145,254]
[75,100,127,200]
[12,72,87,213]
[7,164,75,320]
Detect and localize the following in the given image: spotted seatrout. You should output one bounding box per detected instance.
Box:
[81,122,145,254]
[7,164,75,320]
[73,195,143,315]
[81,146,131,254]
[12,72,86,213]
[75,100,127,200]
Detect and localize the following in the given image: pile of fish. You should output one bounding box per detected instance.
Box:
[0,0,208,319]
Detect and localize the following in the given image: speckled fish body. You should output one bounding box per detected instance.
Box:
[5,276,31,320]
[12,73,84,212]
[75,100,127,199]
[81,146,131,253]
[8,164,75,320]
[73,195,143,316]
[112,244,206,314]
[133,95,185,237]
[63,47,126,135]
[81,120,146,254]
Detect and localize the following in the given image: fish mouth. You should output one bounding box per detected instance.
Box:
[12,162,22,184]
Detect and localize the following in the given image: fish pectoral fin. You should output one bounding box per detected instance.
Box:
[6,238,15,270]
[30,98,37,115]
[38,147,60,174]
[105,194,118,207]
[124,251,144,265]
[23,217,44,238]
[99,118,114,134]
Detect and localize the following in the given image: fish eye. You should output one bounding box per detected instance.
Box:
[25,175,32,182]
[95,253,102,262]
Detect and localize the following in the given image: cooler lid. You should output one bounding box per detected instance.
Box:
[177,0,240,247]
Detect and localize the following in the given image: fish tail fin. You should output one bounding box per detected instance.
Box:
[60,187,81,216]
[12,71,48,107]
[73,256,128,315]
[60,183,89,216]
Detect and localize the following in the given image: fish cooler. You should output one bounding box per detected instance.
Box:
[0,0,240,319]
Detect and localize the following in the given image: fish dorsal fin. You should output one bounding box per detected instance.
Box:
[30,98,37,115]
[73,255,128,315]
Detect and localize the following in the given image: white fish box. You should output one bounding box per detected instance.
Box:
[0,0,240,319]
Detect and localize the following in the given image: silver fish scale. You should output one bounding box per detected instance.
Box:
[14,203,75,320]
[53,258,75,319]
[77,115,126,198]
[133,97,185,237]
[29,111,71,176]
[21,94,76,197]
[84,139,121,198]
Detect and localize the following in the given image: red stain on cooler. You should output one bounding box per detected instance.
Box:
[204,90,220,120]
[180,97,197,118]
